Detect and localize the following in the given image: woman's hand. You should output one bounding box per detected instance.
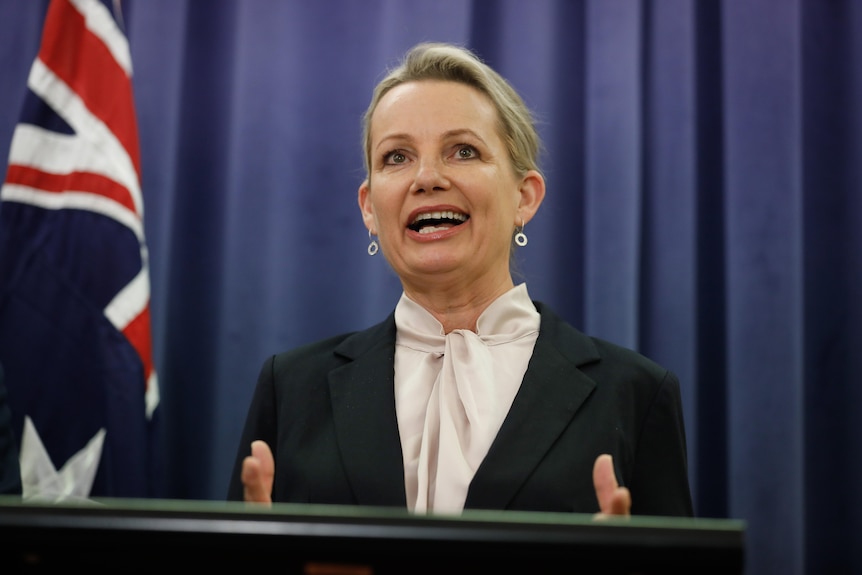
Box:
[241,439,274,505]
[592,453,632,518]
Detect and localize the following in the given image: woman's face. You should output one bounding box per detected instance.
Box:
[358,80,543,293]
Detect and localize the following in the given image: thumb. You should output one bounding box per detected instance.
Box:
[241,440,275,505]
[593,453,631,517]
[251,439,275,483]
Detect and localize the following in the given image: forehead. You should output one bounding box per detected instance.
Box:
[370,80,501,140]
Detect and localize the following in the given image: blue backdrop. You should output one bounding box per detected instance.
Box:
[1,1,860,573]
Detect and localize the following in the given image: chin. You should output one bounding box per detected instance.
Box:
[404,255,464,277]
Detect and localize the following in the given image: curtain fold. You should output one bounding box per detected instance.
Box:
[1,0,860,573]
[723,2,805,573]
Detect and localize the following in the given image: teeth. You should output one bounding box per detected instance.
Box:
[419,226,449,235]
[412,211,467,224]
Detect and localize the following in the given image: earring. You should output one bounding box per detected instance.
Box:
[514,219,528,247]
[367,230,379,256]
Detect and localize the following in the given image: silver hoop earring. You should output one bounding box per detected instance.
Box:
[514,219,528,247]
[367,230,379,256]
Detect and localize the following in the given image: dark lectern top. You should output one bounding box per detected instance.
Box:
[0,496,745,574]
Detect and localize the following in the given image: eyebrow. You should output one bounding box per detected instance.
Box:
[375,128,488,151]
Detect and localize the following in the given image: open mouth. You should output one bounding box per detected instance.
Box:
[408,210,469,234]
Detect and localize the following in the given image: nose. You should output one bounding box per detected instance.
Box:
[409,157,451,194]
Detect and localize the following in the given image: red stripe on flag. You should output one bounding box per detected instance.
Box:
[122,304,155,389]
[39,0,142,178]
[5,164,138,215]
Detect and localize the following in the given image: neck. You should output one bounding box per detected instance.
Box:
[402,275,515,334]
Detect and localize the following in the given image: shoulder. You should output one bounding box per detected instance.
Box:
[533,300,676,387]
[267,313,396,373]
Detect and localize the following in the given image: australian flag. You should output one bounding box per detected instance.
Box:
[0,0,159,500]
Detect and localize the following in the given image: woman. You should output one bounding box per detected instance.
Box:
[227,42,693,517]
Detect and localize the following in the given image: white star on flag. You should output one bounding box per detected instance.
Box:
[19,415,105,502]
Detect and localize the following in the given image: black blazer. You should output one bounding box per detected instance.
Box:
[0,362,22,496]
[227,301,694,517]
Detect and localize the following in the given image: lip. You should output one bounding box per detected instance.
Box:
[406,204,469,224]
[406,220,468,242]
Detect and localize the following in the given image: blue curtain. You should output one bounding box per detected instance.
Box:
[1,1,860,573]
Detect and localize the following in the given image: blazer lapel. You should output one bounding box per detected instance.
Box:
[328,315,407,507]
[465,303,600,510]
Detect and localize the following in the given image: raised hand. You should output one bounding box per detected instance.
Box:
[241,439,274,505]
[592,453,632,518]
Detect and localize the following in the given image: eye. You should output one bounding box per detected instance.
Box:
[383,150,408,165]
[456,145,478,160]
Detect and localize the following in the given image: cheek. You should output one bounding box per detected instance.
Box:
[484,181,521,221]
[368,191,402,232]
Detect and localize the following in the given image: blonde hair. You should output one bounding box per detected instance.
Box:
[361,42,542,179]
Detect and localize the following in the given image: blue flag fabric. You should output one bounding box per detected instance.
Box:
[0,0,159,499]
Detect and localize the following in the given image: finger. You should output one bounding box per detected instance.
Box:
[593,453,618,513]
[592,454,631,517]
[242,440,274,505]
[607,485,632,516]
[241,456,269,504]
[251,439,275,482]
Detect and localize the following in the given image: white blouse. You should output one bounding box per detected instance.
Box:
[393,283,541,513]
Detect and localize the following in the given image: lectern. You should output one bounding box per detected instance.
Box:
[0,497,745,573]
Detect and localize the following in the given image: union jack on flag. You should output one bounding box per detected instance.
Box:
[0,0,160,499]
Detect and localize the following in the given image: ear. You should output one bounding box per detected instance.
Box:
[358,179,375,232]
[516,169,546,225]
